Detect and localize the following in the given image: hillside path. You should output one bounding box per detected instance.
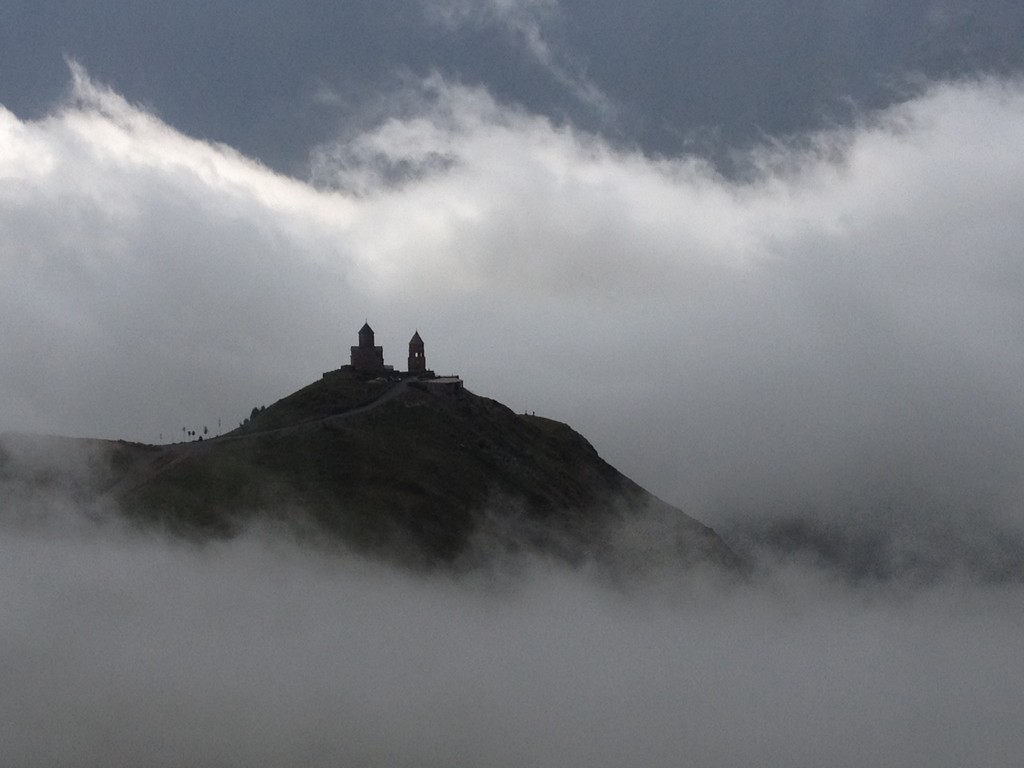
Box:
[102,379,414,500]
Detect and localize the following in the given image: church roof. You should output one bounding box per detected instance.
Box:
[410,330,422,344]
[360,321,374,334]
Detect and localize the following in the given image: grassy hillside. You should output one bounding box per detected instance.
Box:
[2,370,740,570]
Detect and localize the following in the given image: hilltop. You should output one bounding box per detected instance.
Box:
[0,326,740,571]
[119,370,738,568]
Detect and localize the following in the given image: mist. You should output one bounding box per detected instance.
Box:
[4,61,1024,764]
[1,492,1022,768]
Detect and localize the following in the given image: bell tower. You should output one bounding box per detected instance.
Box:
[408,330,426,374]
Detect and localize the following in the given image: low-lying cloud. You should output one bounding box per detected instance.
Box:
[1,500,1021,767]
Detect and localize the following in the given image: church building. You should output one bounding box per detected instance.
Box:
[350,322,385,373]
[346,323,431,376]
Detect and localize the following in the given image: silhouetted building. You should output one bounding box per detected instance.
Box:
[350,321,384,372]
[408,330,426,374]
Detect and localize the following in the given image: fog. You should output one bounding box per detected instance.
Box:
[1,496,1022,767]
[4,64,1024,764]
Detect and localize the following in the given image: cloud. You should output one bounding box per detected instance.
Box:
[314,74,1024,539]
[421,0,616,119]
[0,511,1022,767]
[3,66,1024,557]
[0,64,366,441]
[4,65,1024,759]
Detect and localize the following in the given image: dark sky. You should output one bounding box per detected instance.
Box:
[4,1,1023,173]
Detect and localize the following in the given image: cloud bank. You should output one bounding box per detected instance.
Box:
[0,507,1021,767]
[3,67,1024,539]
[4,68,1024,759]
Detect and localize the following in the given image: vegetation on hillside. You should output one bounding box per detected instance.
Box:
[1,370,740,571]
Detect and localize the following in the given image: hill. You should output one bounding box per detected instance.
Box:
[0,371,739,571]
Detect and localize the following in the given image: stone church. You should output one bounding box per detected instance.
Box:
[349,322,430,376]
[349,322,385,372]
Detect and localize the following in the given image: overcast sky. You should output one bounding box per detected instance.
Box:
[3,3,1024,764]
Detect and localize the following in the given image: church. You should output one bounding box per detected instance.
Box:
[348,322,431,376]
[323,322,463,396]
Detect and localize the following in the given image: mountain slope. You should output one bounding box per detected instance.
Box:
[2,372,739,571]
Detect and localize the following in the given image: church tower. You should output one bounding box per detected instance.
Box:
[350,321,384,372]
[408,330,426,374]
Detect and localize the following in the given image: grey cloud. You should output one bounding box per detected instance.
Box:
[4,68,1024,581]
[422,0,616,120]
[1,11,1023,764]
[314,76,1024,537]
[1,512,1022,767]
